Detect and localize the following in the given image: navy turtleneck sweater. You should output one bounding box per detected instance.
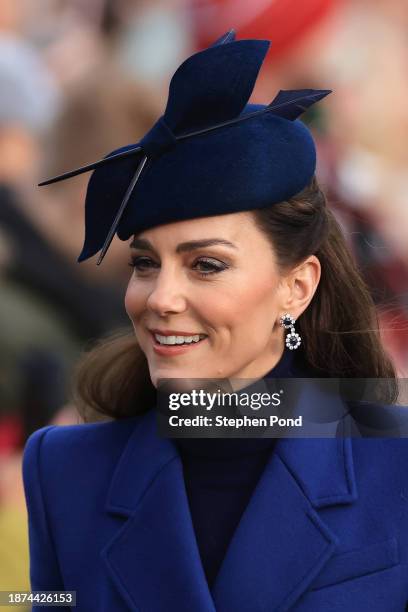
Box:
[174,349,305,588]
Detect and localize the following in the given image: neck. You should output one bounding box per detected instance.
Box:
[173,348,303,458]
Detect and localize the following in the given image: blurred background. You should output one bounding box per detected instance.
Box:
[0,0,407,607]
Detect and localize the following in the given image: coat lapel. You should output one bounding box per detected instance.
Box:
[213,382,358,612]
[212,435,357,612]
[101,410,216,612]
[102,383,358,612]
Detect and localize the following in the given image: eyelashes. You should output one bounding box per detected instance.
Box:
[128,255,228,276]
[128,255,158,271]
[192,257,229,275]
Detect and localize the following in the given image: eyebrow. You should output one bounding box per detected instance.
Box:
[130,237,238,253]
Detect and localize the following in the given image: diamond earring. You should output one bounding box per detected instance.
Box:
[279,313,301,350]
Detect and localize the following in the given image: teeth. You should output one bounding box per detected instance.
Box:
[154,333,205,345]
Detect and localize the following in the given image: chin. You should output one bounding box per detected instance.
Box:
[149,365,210,387]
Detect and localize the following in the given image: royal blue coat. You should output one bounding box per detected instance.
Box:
[23,396,408,611]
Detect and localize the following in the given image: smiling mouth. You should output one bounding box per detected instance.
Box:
[152,332,208,346]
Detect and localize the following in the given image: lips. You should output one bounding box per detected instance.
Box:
[149,329,206,337]
[150,329,207,343]
[149,329,208,356]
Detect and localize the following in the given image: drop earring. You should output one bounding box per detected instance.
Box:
[280,313,301,350]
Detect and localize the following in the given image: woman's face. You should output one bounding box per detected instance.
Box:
[125,212,290,387]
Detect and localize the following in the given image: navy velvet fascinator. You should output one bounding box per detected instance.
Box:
[39,30,331,264]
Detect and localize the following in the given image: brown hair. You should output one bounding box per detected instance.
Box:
[73,177,397,422]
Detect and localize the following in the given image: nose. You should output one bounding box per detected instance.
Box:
[146,267,188,316]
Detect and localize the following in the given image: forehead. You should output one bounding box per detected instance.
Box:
[134,211,262,245]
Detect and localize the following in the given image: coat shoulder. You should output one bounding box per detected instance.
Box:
[22,414,147,491]
[351,435,408,489]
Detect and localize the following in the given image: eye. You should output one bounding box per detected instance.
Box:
[193,257,228,276]
[128,255,158,272]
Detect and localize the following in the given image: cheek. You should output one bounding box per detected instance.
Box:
[124,280,145,321]
[233,283,278,331]
[207,276,279,338]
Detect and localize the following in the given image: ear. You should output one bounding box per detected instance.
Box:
[279,256,321,318]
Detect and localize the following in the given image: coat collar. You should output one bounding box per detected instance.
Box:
[102,385,358,612]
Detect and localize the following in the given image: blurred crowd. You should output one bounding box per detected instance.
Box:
[0,0,407,604]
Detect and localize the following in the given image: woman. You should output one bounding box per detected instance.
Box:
[23,31,408,611]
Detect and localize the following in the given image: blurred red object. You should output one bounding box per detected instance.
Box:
[0,415,23,456]
[191,0,336,60]
[378,309,408,377]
